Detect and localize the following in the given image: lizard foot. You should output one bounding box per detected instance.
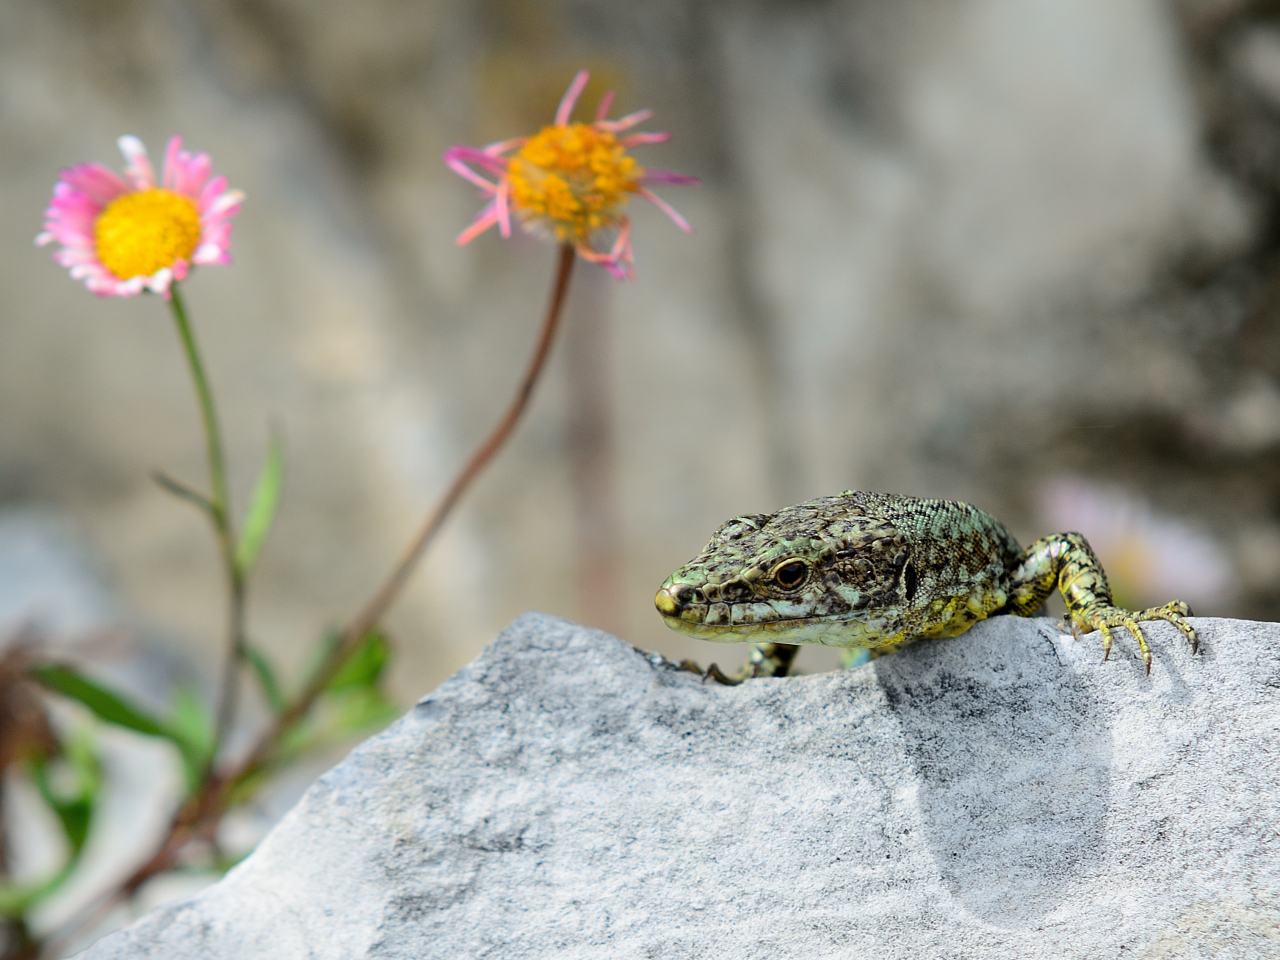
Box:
[677,643,801,685]
[1072,600,1197,674]
[677,659,741,686]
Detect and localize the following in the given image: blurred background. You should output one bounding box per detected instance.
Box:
[8,0,1280,947]
[4,0,1280,768]
[7,0,1280,691]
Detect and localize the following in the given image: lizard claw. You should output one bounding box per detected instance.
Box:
[703,663,740,686]
[1073,599,1196,672]
[677,658,741,686]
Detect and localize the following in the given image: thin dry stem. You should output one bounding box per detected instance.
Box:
[51,245,578,947]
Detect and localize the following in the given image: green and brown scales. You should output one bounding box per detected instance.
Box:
[656,491,1197,681]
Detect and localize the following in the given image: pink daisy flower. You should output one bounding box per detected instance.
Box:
[444,70,699,280]
[36,135,244,298]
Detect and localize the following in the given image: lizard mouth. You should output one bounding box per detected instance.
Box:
[655,605,871,645]
[655,584,894,648]
[655,585,836,642]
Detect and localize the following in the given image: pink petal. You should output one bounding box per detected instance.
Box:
[443,147,502,193]
[638,187,692,233]
[595,90,616,122]
[84,275,117,296]
[162,136,183,190]
[61,164,129,206]
[43,227,86,251]
[198,175,229,212]
[575,221,635,280]
[117,135,155,190]
[198,220,234,253]
[147,266,175,296]
[447,145,511,174]
[598,108,652,133]
[456,204,500,245]
[203,189,245,219]
[55,249,101,266]
[496,181,511,238]
[640,169,701,186]
[175,151,212,197]
[555,70,590,126]
[620,132,671,148]
[608,221,632,260]
[42,204,97,244]
[481,138,526,157]
[193,242,231,264]
[47,185,100,215]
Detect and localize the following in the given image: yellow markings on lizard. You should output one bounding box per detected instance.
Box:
[656,490,1198,683]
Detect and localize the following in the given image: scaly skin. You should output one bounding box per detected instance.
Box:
[655,491,1198,682]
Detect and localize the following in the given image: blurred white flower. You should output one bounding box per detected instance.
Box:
[1039,475,1234,612]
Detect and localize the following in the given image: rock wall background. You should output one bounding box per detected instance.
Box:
[4,0,1280,701]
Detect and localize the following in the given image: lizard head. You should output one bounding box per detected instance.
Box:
[654,494,909,646]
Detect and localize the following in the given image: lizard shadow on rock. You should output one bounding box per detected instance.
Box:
[873,617,1111,927]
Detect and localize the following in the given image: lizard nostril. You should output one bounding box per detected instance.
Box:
[656,583,705,616]
[674,585,703,606]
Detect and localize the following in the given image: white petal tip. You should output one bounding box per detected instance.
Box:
[117,135,146,159]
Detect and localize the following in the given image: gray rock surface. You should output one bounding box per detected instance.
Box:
[77,612,1279,959]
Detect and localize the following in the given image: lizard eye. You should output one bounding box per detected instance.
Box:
[772,560,809,590]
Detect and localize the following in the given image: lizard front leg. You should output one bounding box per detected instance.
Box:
[1004,532,1198,673]
[741,642,800,680]
[678,642,800,686]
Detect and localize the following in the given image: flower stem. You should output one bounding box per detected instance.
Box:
[236,242,576,780]
[166,284,246,773]
[52,244,578,951]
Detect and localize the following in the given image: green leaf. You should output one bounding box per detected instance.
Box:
[246,644,286,713]
[168,687,215,795]
[31,732,99,855]
[300,630,342,693]
[4,730,101,916]
[326,630,390,693]
[32,665,170,738]
[235,429,284,575]
[151,470,215,519]
[0,862,76,917]
[31,664,221,797]
[328,687,400,738]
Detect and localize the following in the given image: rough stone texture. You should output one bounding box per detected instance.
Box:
[76,613,1280,959]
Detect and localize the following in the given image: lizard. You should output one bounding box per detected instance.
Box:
[654,490,1198,683]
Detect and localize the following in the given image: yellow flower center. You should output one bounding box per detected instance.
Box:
[94,188,201,280]
[507,123,644,242]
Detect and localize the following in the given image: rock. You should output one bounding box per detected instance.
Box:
[76,612,1279,959]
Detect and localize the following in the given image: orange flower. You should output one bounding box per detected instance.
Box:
[445,71,698,279]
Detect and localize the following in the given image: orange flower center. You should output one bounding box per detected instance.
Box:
[94,188,201,280]
[507,123,643,241]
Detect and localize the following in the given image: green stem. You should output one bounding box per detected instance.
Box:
[166,284,246,774]
[168,286,229,526]
[60,246,582,954]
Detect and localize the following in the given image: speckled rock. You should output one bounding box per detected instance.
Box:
[76,613,1280,959]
